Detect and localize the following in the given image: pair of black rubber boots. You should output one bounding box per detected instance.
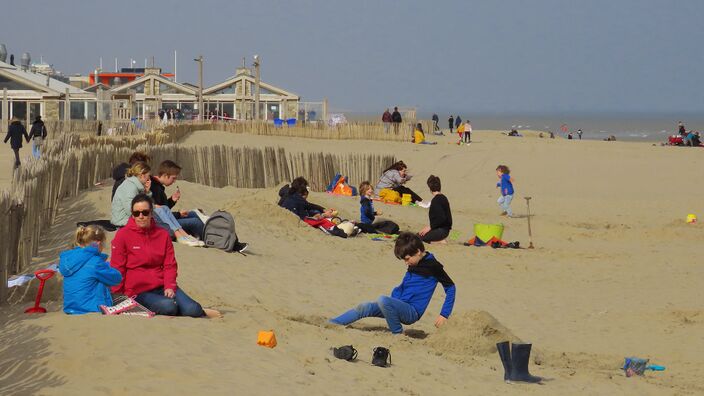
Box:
[496,341,542,383]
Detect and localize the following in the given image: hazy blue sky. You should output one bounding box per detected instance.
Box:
[2,0,703,114]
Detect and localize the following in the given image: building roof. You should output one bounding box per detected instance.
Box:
[0,60,86,95]
[204,73,299,99]
[110,72,197,95]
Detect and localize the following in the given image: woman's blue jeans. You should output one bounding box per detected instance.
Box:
[135,287,204,317]
[330,296,419,334]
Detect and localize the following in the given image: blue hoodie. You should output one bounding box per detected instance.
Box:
[59,245,122,315]
[390,252,456,318]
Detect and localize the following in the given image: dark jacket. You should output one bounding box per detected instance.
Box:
[282,193,324,219]
[29,121,47,139]
[448,117,454,128]
[432,114,439,122]
[429,193,452,230]
[382,111,392,123]
[4,121,29,149]
[454,116,462,127]
[150,176,176,208]
[111,162,130,200]
[360,197,376,224]
[391,252,456,318]
[391,111,402,123]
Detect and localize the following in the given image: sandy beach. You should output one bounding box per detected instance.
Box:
[1,130,703,395]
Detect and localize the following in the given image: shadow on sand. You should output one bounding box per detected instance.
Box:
[0,309,66,395]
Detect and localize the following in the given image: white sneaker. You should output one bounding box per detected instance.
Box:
[177,236,202,247]
[417,201,431,209]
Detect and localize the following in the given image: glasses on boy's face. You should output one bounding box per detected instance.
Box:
[132,210,151,218]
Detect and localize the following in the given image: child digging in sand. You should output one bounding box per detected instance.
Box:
[418,175,452,244]
[59,225,122,315]
[329,232,455,334]
[496,165,515,217]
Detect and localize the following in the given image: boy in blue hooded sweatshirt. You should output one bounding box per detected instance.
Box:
[59,225,122,315]
[330,232,456,334]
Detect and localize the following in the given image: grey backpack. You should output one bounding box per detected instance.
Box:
[202,210,238,251]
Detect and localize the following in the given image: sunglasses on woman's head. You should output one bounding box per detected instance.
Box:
[132,209,151,217]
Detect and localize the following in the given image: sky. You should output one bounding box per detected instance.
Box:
[2,0,703,115]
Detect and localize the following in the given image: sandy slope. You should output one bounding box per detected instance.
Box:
[1,130,703,395]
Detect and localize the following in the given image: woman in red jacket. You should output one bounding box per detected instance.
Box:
[110,194,220,318]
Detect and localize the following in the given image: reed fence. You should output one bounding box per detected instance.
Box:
[0,123,396,304]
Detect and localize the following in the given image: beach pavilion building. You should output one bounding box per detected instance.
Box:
[107,67,198,120]
[202,66,300,121]
[2,60,315,123]
[1,59,93,125]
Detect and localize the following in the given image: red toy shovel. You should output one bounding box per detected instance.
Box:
[24,269,55,314]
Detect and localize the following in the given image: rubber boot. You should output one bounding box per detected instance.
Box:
[496,341,512,382]
[509,343,542,383]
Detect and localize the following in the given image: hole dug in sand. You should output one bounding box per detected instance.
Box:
[426,310,520,360]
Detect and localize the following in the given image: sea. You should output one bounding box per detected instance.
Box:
[344,112,704,142]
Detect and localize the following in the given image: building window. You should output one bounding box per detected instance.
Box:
[11,101,27,120]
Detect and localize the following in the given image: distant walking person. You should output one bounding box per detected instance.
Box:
[432,113,441,134]
[463,120,472,143]
[678,121,686,136]
[391,107,402,134]
[3,116,30,169]
[382,108,392,134]
[29,115,48,159]
[577,129,583,140]
[448,115,454,134]
[454,115,462,129]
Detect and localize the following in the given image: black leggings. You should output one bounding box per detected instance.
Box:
[421,227,450,243]
[393,186,422,203]
[463,131,471,143]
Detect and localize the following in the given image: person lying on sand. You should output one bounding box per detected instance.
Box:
[282,179,348,238]
[418,175,452,244]
[330,232,455,334]
[110,194,221,318]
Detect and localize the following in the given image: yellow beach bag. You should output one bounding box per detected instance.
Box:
[474,223,504,242]
[379,188,401,204]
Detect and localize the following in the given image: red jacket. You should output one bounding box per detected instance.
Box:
[110,217,178,296]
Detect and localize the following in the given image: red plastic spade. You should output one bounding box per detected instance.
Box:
[24,269,55,314]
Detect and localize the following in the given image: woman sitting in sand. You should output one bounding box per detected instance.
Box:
[413,123,437,145]
[375,161,429,207]
[281,177,349,238]
[111,162,203,247]
[110,194,220,318]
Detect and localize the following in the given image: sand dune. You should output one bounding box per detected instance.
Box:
[1,130,702,395]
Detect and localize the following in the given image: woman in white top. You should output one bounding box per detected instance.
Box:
[463,120,472,144]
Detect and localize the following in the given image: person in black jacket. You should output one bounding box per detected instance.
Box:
[418,175,452,243]
[29,116,48,159]
[391,107,402,134]
[3,117,30,169]
[150,160,205,239]
[431,113,442,135]
[448,115,454,134]
[111,151,151,200]
[281,177,347,238]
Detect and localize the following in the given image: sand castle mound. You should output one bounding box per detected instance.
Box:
[426,310,520,360]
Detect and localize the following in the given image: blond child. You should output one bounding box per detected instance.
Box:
[59,225,122,314]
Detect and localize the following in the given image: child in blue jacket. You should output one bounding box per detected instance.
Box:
[496,164,515,217]
[330,232,456,334]
[59,225,122,314]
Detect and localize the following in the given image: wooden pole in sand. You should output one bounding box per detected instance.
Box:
[524,196,534,249]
